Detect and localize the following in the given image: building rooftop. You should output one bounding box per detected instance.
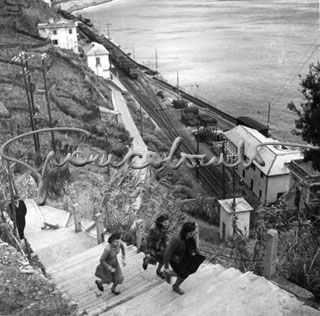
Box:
[218,197,253,214]
[38,18,78,29]
[287,158,320,179]
[224,125,304,176]
[82,42,109,56]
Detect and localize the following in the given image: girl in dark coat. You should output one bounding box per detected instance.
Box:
[164,222,205,295]
[142,214,169,279]
[8,196,27,240]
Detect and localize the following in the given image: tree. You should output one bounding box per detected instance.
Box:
[288,62,320,171]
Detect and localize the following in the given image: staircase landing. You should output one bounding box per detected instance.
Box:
[28,224,319,316]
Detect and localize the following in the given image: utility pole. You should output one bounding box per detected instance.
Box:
[196,117,200,178]
[176,70,180,101]
[24,53,41,165]
[106,23,112,40]
[267,103,271,137]
[140,104,143,136]
[41,53,56,152]
[232,167,237,238]
[155,49,158,73]
[222,141,226,199]
[7,160,18,240]
[12,53,41,164]
[95,52,99,76]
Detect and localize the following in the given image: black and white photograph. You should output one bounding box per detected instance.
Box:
[0,0,320,315]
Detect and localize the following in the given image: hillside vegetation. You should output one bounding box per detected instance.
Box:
[0,2,213,315]
[0,2,130,314]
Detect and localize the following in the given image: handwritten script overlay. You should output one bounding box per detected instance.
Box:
[1,128,318,206]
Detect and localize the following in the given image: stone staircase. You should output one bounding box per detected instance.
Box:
[28,225,319,316]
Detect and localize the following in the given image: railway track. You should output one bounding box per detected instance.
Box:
[118,70,225,198]
[66,10,230,198]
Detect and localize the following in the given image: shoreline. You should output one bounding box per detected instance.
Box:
[57,0,113,13]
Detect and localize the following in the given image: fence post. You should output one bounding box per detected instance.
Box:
[195,222,200,248]
[94,212,105,244]
[263,229,278,279]
[135,219,145,253]
[71,203,82,233]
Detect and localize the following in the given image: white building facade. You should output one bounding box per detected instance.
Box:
[224,125,303,205]
[37,19,79,54]
[219,197,253,240]
[83,42,111,79]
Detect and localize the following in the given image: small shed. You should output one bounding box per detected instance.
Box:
[218,197,253,240]
[83,42,111,79]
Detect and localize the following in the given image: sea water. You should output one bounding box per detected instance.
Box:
[80,0,319,142]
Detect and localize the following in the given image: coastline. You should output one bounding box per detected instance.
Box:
[56,0,113,13]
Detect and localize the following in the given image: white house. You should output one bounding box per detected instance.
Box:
[224,125,303,205]
[37,18,79,54]
[82,42,111,79]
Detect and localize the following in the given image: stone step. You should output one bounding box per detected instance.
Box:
[47,242,137,274]
[85,275,163,315]
[47,244,105,275]
[28,227,97,267]
[48,244,138,280]
[189,272,307,316]
[104,264,237,316]
[54,250,145,292]
[27,225,320,316]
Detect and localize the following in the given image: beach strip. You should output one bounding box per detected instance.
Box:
[56,0,113,13]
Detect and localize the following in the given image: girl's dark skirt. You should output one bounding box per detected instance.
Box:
[170,253,205,279]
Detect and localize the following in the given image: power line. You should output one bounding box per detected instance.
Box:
[270,38,320,108]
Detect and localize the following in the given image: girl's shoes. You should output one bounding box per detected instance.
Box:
[164,270,172,284]
[172,285,185,295]
[156,271,165,279]
[95,280,104,292]
[111,289,121,295]
[142,257,148,270]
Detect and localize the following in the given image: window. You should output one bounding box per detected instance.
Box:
[69,29,72,34]
[250,179,253,190]
[242,170,246,178]
[96,57,101,65]
[277,192,284,200]
[53,30,57,35]
[259,190,262,199]
[260,171,264,178]
[52,39,58,45]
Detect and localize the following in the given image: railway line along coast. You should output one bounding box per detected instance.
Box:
[1,3,320,315]
[59,8,253,203]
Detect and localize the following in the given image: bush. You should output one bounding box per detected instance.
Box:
[111,142,128,158]
[46,165,70,198]
[143,133,169,153]
[278,225,320,301]
[180,197,220,226]
[172,185,194,199]
[155,168,194,189]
